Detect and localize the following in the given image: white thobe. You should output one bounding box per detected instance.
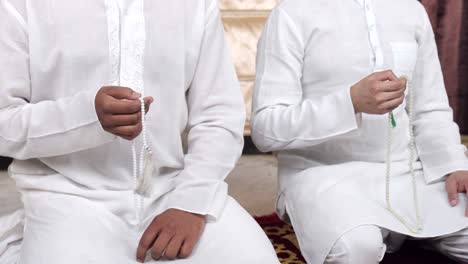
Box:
[0,0,244,220]
[0,0,279,263]
[252,0,468,263]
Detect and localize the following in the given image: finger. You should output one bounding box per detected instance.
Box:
[464,183,468,217]
[378,96,404,112]
[376,89,405,104]
[164,235,184,260]
[137,224,161,263]
[179,236,197,259]
[143,96,154,114]
[102,86,141,100]
[466,199,468,217]
[102,94,152,115]
[373,70,399,82]
[378,80,406,93]
[104,113,141,127]
[151,231,174,260]
[110,124,142,138]
[399,77,408,87]
[115,133,134,141]
[102,98,141,114]
[446,178,459,206]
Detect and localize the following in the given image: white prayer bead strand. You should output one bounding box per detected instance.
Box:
[132,98,150,222]
[407,78,423,230]
[113,0,150,223]
[132,143,141,222]
[136,96,154,219]
[140,97,151,151]
[385,77,423,234]
[134,96,154,198]
[139,98,146,175]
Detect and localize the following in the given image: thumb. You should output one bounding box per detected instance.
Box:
[399,77,408,88]
[143,96,154,114]
[105,86,141,100]
[446,177,459,206]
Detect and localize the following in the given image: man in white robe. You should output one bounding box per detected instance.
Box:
[251,0,468,263]
[0,0,280,263]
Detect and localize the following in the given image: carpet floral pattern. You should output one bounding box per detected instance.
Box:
[267,224,305,264]
[255,214,306,264]
[255,214,456,264]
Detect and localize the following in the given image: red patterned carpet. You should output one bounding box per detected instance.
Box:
[254,214,457,264]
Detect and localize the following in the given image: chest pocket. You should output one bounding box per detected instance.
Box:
[390,41,419,79]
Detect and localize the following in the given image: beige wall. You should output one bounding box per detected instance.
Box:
[220,0,279,135]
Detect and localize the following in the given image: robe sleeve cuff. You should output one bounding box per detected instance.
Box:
[33,90,117,155]
[29,89,115,140]
[2,90,117,160]
[77,90,117,144]
[163,179,229,223]
[299,86,362,140]
[333,87,362,134]
[420,145,468,184]
[344,87,363,130]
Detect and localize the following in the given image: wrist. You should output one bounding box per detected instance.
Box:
[191,212,207,221]
[350,85,361,113]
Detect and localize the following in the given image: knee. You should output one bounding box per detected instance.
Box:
[219,241,279,264]
[233,233,280,264]
[246,249,280,264]
[326,226,386,264]
[435,234,468,263]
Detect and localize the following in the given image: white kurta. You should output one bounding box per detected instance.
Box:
[251,0,468,263]
[0,0,245,220]
[0,0,280,263]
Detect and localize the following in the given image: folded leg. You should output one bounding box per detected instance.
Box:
[428,227,468,263]
[144,197,279,264]
[0,210,23,264]
[326,225,387,264]
[19,192,278,264]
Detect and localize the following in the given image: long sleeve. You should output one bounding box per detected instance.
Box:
[251,8,361,153]
[0,0,115,160]
[164,0,245,221]
[412,4,468,183]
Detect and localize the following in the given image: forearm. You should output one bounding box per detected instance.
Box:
[251,88,361,152]
[0,90,115,160]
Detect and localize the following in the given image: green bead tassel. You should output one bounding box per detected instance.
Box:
[390,112,397,128]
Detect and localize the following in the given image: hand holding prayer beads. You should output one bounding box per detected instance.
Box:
[95,86,154,140]
[350,70,407,115]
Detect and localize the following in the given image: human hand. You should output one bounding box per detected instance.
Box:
[95,86,153,140]
[136,209,206,262]
[446,171,468,216]
[350,70,407,115]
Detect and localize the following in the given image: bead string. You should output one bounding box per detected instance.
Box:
[385,77,423,234]
[112,0,141,223]
[131,98,152,223]
[131,141,141,222]
[139,97,151,153]
[113,0,151,223]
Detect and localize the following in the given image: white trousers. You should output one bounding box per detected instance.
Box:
[0,210,23,264]
[4,192,278,264]
[325,225,468,264]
